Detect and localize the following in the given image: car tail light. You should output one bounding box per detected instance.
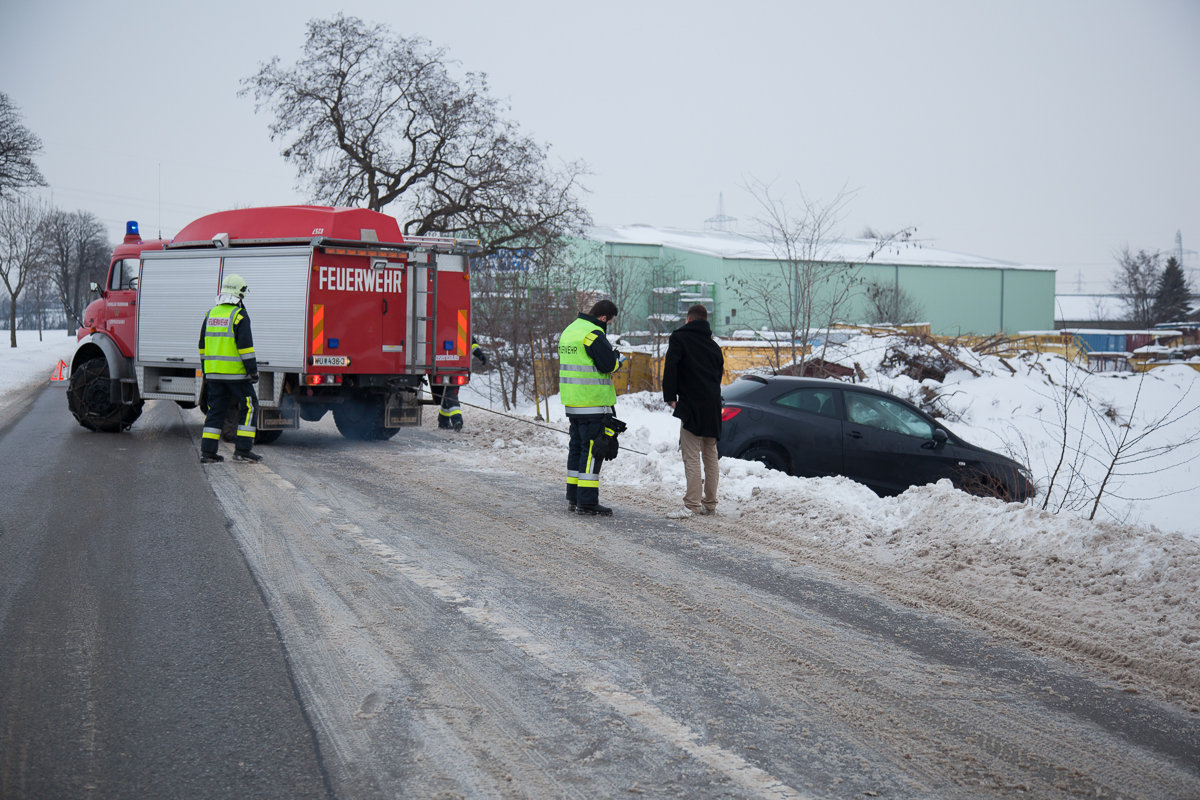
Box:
[721,406,742,421]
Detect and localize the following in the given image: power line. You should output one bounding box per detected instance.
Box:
[455,399,649,456]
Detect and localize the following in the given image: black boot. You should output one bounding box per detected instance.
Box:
[232,450,263,463]
[200,452,224,464]
[576,504,612,516]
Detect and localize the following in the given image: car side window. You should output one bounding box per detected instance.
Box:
[845,392,933,438]
[775,388,837,418]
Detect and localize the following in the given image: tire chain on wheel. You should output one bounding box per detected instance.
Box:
[67,358,142,433]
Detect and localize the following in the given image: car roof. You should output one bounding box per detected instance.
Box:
[729,374,894,399]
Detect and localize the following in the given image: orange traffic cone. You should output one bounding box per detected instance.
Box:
[50,359,68,382]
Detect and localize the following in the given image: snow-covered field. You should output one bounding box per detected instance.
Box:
[6,329,1199,709]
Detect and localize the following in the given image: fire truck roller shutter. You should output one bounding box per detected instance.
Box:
[136,252,222,366]
[215,249,311,376]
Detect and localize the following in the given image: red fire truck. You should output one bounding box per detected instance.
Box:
[68,205,476,441]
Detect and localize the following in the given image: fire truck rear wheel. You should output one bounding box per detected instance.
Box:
[67,356,142,433]
[298,404,328,422]
[332,394,400,441]
[255,429,284,445]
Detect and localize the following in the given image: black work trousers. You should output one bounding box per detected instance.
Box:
[201,380,258,455]
[566,414,606,508]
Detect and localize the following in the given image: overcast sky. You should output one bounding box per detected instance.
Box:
[3,0,1198,292]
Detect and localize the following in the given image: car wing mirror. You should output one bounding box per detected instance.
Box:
[924,428,949,450]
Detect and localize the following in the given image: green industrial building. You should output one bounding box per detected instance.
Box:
[578,225,1056,338]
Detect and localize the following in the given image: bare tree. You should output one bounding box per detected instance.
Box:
[645,254,685,358]
[1031,355,1096,514]
[27,261,54,339]
[1111,247,1161,327]
[0,197,50,346]
[863,280,926,325]
[0,94,46,200]
[579,251,652,339]
[728,180,913,371]
[470,243,581,411]
[1029,352,1200,521]
[42,209,109,333]
[723,180,850,369]
[241,14,590,255]
[1083,372,1200,521]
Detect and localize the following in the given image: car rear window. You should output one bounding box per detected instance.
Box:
[775,388,838,418]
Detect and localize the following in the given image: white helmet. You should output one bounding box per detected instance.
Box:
[221,273,248,300]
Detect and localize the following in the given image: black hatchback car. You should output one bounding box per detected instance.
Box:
[718,375,1035,501]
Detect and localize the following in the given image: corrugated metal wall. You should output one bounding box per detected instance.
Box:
[575,238,1056,337]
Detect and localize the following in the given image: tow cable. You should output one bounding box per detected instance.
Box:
[451,398,651,456]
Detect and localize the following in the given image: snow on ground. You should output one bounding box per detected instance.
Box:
[0,330,76,394]
[0,331,77,420]
[7,328,1200,709]
[459,332,1200,709]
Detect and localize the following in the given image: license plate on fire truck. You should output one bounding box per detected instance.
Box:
[312,356,349,367]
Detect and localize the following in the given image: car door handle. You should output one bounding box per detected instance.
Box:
[848,431,863,439]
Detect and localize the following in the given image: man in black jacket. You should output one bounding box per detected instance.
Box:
[662,304,724,517]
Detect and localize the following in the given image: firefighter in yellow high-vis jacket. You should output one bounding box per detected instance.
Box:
[198,273,261,464]
[558,299,622,516]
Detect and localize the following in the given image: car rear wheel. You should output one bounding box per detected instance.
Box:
[740,445,788,473]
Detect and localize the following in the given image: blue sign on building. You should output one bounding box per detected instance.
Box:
[477,248,535,272]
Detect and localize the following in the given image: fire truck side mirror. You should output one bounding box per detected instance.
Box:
[90,281,103,298]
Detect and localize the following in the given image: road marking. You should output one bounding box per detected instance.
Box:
[349,531,810,800]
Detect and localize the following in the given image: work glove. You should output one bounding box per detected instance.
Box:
[249,373,260,383]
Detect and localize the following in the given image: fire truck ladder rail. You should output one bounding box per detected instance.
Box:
[409,261,437,372]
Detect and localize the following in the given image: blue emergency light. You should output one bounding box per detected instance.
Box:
[126,220,139,236]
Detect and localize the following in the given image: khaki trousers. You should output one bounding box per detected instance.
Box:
[680,427,719,514]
